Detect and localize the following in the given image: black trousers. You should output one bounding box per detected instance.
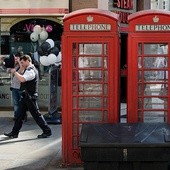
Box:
[12,94,51,135]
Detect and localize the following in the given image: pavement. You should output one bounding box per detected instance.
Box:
[0,111,83,170]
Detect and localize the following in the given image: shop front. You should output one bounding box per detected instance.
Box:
[0,0,69,109]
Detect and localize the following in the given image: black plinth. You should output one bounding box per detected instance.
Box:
[79,123,170,170]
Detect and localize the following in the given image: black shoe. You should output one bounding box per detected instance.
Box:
[37,132,52,138]
[4,132,18,138]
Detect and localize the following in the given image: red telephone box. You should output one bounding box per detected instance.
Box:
[127,10,170,123]
[62,8,120,165]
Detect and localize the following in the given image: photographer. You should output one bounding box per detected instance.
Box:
[4,55,51,138]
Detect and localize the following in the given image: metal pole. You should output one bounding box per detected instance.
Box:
[0,18,1,54]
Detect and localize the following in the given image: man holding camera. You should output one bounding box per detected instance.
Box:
[4,54,52,138]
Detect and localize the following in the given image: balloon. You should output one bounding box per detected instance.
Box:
[37,47,44,56]
[56,52,62,63]
[48,54,57,64]
[41,42,51,55]
[55,63,61,66]
[46,39,54,48]
[40,30,48,41]
[46,25,53,32]
[50,46,59,56]
[33,25,41,34]
[40,55,50,66]
[30,32,38,42]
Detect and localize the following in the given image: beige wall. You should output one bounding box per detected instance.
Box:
[71,0,98,11]
[0,0,69,9]
[98,0,109,10]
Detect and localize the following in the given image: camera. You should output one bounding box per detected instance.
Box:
[3,54,15,68]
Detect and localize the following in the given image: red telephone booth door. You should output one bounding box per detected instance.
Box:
[127,10,170,123]
[62,9,119,165]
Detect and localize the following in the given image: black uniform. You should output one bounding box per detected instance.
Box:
[5,65,51,138]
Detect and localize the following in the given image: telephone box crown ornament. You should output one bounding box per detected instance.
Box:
[87,15,93,22]
[153,16,159,23]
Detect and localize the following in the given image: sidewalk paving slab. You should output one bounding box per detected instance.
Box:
[0,111,83,170]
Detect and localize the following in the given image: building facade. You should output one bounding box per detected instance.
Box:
[0,0,151,109]
[0,0,68,108]
[151,0,170,10]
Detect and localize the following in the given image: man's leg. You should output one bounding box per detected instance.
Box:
[27,97,51,138]
[4,98,27,138]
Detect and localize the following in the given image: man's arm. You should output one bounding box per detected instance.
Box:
[11,68,26,82]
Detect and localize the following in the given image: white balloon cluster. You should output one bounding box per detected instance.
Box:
[39,39,62,66]
[30,25,48,42]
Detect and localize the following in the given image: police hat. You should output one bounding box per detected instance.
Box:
[3,54,15,68]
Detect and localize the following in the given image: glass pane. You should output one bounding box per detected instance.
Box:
[79,97,102,108]
[79,70,85,81]
[144,43,168,55]
[104,110,108,122]
[73,110,77,122]
[138,98,143,109]
[144,111,167,123]
[144,84,168,96]
[79,70,102,80]
[158,84,168,101]
[154,57,168,68]
[138,57,142,67]
[144,71,167,81]
[144,84,156,96]
[138,43,142,55]
[138,111,142,121]
[138,83,143,96]
[104,84,108,95]
[78,57,88,68]
[78,84,103,95]
[78,57,102,68]
[72,70,77,81]
[154,97,167,109]
[161,44,168,54]
[143,98,151,108]
[73,57,76,68]
[144,44,158,54]
[144,97,167,109]
[104,71,108,82]
[139,99,167,111]
[155,71,168,81]
[72,137,77,149]
[144,57,156,68]
[73,97,77,109]
[79,44,102,54]
[79,110,103,122]
[104,43,108,55]
[104,57,108,68]
[103,97,108,108]
[138,71,142,82]
[72,43,77,55]
[72,124,77,136]
[144,71,157,80]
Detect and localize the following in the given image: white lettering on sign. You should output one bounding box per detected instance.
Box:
[0,93,10,99]
[136,25,170,31]
[70,24,111,31]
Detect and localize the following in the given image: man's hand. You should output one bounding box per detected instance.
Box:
[11,68,16,74]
